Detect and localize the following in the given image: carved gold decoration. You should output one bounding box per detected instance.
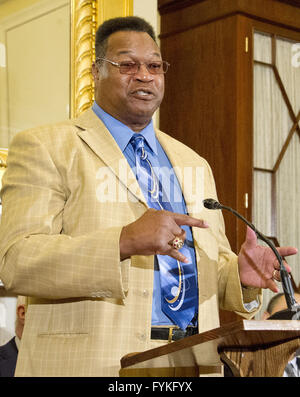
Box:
[0,148,8,191]
[0,149,8,168]
[70,0,133,118]
[70,0,97,118]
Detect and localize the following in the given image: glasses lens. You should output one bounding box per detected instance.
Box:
[147,62,162,74]
[119,62,138,74]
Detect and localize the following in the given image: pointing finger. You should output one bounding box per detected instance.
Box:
[171,212,209,229]
[167,248,189,263]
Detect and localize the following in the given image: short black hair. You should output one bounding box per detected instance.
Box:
[95,16,156,59]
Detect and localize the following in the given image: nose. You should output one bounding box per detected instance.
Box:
[134,63,153,81]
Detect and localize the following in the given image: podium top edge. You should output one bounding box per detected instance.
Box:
[243,319,300,331]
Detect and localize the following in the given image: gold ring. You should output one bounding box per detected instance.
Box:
[172,237,184,250]
[272,269,281,282]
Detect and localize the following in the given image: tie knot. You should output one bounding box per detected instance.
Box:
[131,134,147,159]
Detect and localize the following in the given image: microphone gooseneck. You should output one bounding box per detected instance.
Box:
[203,198,300,319]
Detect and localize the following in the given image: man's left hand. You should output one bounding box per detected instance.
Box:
[238,227,298,292]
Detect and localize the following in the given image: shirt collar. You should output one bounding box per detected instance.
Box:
[15,335,20,351]
[92,101,158,155]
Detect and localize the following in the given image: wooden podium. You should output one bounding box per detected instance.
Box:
[121,320,300,377]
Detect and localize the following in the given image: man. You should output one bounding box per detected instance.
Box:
[0,17,297,377]
[262,292,300,377]
[0,296,26,377]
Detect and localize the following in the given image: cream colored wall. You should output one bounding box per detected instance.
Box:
[0,0,42,19]
[133,0,159,38]
[0,0,70,147]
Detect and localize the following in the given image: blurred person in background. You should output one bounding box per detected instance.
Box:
[262,292,300,377]
[0,296,26,377]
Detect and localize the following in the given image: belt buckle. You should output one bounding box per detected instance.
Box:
[168,327,174,343]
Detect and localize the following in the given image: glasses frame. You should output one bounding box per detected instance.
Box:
[95,57,170,75]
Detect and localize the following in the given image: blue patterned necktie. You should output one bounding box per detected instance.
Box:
[131,134,198,330]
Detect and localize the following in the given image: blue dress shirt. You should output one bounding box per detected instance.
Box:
[92,102,198,326]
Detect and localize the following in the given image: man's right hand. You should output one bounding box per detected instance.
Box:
[119,209,209,263]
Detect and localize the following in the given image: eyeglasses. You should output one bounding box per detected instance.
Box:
[96,57,170,75]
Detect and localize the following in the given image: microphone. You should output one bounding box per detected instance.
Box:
[203,198,300,320]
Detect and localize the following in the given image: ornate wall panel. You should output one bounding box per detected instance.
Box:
[253,32,300,313]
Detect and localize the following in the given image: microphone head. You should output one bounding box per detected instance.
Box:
[203,198,222,210]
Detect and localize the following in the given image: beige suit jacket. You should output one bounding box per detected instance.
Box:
[0,108,260,376]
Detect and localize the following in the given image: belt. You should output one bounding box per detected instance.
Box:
[151,326,198,342]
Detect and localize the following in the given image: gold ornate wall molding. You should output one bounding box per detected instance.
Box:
[0,149,8,169]
[70,0,97,118]
[70,0,133,118]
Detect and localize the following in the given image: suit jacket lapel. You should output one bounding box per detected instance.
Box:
[72,108,147,206]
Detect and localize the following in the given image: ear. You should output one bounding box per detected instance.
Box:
[17,304,26,325]
[92,63,99,81]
